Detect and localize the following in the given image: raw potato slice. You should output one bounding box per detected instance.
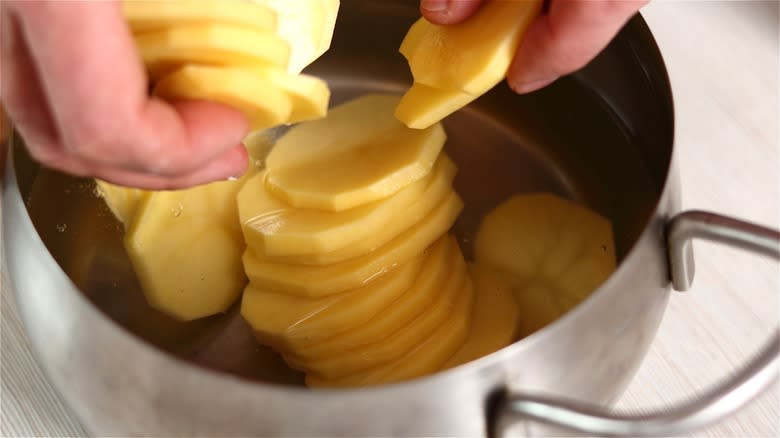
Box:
[240,252,424,350]
[135,24,291,80]
[474,193,616,337]
[399,0,542,94]
[255,0,340,74]
[292,240,467,378]
[286,236,453,359]
[154,65,292,130]
[265,94,447,211]
[123,0,277,34]
[124,179,248,321]
[250,67,330,123]
[395,82,477,130]
[444,264,519,368]
[95,180,149,228]
[307,272,474,388]
[242,191,463,296]
[238,155,455,263]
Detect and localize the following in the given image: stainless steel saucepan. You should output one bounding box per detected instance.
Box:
[2,1,778,436]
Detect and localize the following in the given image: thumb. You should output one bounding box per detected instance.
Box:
[420,0,486,25]
[508,0,647,94]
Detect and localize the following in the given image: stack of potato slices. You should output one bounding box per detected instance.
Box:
[237,94,478,387]
[124,0,336,129]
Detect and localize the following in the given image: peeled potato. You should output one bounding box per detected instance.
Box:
[286,235,455,361]
[135,24,291,81]
[242,191,463,296]
[95,180,149,228]
[400,0,542,94]
[396,0,542,128]
[395,82,477,130]
[265,94,447,211]
[247,67,330,123]
[474,193,616,337]
[122,0,277,34]
[444,264,519,368]
[307,270,474,388]
[293,238,468,379]
[255,0,340,74]
[123,179,249,321]
[153,65,292,130]
[240,251,425,351]
[238,155,456,263]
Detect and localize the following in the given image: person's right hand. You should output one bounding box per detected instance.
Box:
[1,1,250,190]
[420,0,648,94]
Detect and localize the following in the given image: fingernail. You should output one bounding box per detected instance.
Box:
[422,0,448,12]
[509,77,559,94]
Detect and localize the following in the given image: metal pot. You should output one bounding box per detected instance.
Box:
[2,1,778,436]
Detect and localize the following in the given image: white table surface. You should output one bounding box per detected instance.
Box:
[1,1,778,436]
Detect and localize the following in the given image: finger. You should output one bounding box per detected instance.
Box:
[508,0,647,93]
[420,0,485,25]
[0,7,62,160]
[10,1,248,177]
[91,145,250,190]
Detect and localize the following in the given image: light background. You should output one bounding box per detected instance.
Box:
[1,1,778,436]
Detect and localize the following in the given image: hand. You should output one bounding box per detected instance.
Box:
[420,0,649,93]
[0,1,250,190]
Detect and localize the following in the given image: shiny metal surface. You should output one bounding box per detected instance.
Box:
[4,1,771,436]
[494,211,780,436]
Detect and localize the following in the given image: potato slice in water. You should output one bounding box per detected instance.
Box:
[399,0,542,94]
[395,82,477,130]
[153,65,293,130]
[240,251,425,350]
[238,155,455,263]
[286,236,455,360]
[307,270,474,388]
[124,179,249,321]
[290,239,468,379]
[443,264,519,368]
[95,180,149,228]
[255,0,340,74]
[265,94,447,211]
[474,193,616,337]
[122,0,277,34]
[135,24,291,81]
[242,191,463,297]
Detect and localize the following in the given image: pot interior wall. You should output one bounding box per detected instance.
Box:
[11,1,673,387]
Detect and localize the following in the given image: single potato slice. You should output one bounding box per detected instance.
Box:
[292,239,468,379]
[255,0,340,74]
[135,24,291,81]
[443,264,519,368]
[265,94,447,211]
[123,0,277,34]
[95,180,149,228]
[249,67,330,123]
[124,179,249,321]
[238,155,455,263]
[240,251,425,350]
[399,0,542,94]
[153,65,293,130]
[242,191,463,297]
[395,82,477,130]
[307,270,474,388]
[474,193,616,337]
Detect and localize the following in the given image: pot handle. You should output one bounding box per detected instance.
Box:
[492,210,780,437]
